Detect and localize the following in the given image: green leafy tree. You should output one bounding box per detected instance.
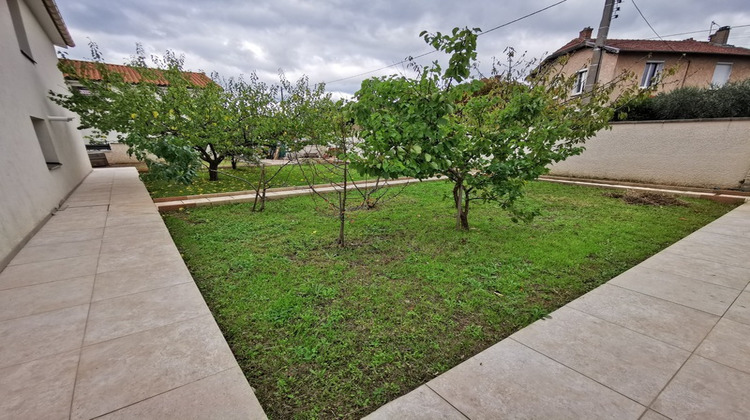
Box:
[52,44,273,182]
[351,27,633,230]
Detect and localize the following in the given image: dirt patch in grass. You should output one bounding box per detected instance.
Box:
[604,190,688,206]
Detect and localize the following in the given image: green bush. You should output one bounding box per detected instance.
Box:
[614,79,750,121]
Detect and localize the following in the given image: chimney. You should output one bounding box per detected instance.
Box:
[579,27,593,39]
[709,26,731,45]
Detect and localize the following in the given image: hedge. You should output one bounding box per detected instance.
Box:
[614,79,750,121]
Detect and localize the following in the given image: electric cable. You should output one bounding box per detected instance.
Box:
[323,0,568,85]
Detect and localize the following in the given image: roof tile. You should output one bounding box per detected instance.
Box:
[60,59,213,87]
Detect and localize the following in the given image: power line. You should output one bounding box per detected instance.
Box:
[323,0,568,85]
[479,0,567,36]
[644,23,750,40]
[630,0,676,51]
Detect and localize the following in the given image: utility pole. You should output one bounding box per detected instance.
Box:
[583,0,617,99]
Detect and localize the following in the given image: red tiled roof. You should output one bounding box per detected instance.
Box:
[548,36,750,61]
[60,59,214,87]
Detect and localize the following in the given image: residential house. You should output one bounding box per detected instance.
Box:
[0,0,91,269]
[59,59,214,165]
[540,26,750,96]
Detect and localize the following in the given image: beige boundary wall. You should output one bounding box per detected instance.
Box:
[548,118,750,189]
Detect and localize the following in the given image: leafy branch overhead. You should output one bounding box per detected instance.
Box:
[351,26,639,230]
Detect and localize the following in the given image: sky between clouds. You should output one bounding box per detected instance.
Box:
[55,0,750,98]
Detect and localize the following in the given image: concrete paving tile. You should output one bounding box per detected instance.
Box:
[96,242,180,273]
[640,410,670,420]
[84,282,210,345]
[65,199,112,208]
[26,227,104,247]
[684,230,750,247]
[0,350,79,420]
[512,307,689,405]
[99,229,173,254]
[640,250,750,290]
[103,221,168,238]
[92,259,193,301]
[609,266,739,316]
[107,205,158,216]
[364,385,467,420]
[725,291,750,325]
[97,367,267,420]
[663,236,750,269]
[72,315,238,420]
[427,339,646,420]
[0,256,98,290]
[0,305,88,369]
[652,355,750,420]
[40,213,107,232]
[695,318,750,374]
[104,213,164,228]
[568,284,719,351]
[9,239,101,266]
[0,276,94,321]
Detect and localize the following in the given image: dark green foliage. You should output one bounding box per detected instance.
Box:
[615,79,750,121]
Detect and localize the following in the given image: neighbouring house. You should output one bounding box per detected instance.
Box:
[540,25,750,96]
[59,59,213,166]
[0,0,92,269]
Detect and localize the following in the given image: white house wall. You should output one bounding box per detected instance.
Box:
[0,0,91,268]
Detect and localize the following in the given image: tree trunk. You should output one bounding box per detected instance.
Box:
[231,155,238,170]
[338,161,348,247]
[208,160,220,181]
[452,181,470,230]
[252,164,265,212]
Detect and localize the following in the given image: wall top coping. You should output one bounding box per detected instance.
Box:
[611,117,750,125]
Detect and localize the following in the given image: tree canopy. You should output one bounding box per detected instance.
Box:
[350,27,637,230]
[53,45,276,182]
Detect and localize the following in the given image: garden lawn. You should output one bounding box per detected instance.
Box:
[142,163,369,198]
[162,180,738,419]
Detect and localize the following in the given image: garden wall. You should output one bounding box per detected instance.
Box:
[548,118,750,189]
[106,143,146,165]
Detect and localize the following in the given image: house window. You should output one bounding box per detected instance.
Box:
[572,69,588,95]
[31,117,61,170]
[712,63,733,87]
[640,62,664,88]
[6,0,34,62]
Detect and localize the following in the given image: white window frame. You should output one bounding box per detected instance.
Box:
[711,62,733,88]
[640,61,664,88]
[572,69,588,95]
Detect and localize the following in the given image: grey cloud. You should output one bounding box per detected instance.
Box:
[57,0,750,95]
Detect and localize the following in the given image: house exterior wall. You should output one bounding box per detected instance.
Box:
[612,52,750,93]
[550,48,750,97]
[0,0,91,268]
[548,118,750,189]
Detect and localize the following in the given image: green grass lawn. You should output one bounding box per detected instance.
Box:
[162,181,737,419]
[142,163,369,198]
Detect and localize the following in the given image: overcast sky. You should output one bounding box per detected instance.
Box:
[55,0,750,98]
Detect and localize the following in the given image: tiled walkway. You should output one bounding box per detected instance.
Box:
[367,202,750,419]
[0,168,266,419]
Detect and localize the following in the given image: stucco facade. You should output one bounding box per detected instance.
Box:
[548,118,750,189]
[0,0,90,268]
[544,27,750,97]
